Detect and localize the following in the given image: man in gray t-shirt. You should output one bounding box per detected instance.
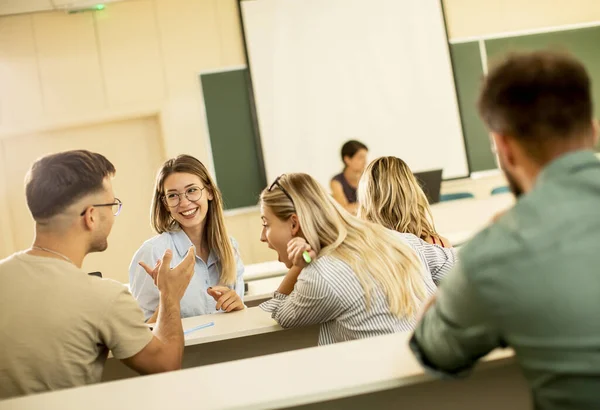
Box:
[0,150,195,399]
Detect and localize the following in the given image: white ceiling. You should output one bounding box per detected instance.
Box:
[0,0,130,16]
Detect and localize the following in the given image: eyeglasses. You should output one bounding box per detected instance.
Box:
[80,198,123,216]
[162,186,205,208]
[268,175,294,205]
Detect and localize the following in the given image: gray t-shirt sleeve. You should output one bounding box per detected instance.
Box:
[99,288,154,360]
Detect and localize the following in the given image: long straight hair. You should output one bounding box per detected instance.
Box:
[357,156,440,242]
[261,173,426,318]
[150,155,236,285]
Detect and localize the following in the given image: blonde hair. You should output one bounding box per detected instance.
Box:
[261,173,426,318]
[150,155,236,285]
[357,156,440,242]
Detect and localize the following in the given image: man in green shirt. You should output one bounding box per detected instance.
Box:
[411,51,600,410]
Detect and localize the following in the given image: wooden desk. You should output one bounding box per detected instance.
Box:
[102,307,319,381]
[4,332,529,410]
[245,276,282,307]
[431,193,514,245]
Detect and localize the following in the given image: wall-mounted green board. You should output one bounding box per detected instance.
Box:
[200,69,266,210]
[450,25,600,173]
[485,26,600,125]
[450,42,496,173]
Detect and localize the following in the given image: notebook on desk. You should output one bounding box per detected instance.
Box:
[414,169,443,204]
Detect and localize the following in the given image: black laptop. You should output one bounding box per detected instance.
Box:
[413,169,443,204]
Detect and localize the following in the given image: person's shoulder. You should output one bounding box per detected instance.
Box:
[90,276,129,297]
[331,173,344,184]
[458,206,526,279]
[304,254,354,280]
[61,273,129,310]
[392,231,420,245]
[229,236,240,251]
[0,252,20,269]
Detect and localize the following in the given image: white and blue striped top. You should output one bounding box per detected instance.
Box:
[260,232,457,345]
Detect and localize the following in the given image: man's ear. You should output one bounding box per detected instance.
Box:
[591,119,599,147]
[81,207,96,231]
[290,214,301,236]
[492,132,516,168]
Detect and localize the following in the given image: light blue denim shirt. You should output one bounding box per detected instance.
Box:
[129,230,245,320]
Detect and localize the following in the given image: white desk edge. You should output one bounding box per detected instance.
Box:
[1,332,515,410]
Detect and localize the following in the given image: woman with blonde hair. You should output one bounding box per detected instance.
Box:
[130,155,244,322]
[358,156,451,247]
[259,173,438,344]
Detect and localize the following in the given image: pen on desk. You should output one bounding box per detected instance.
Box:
[184,321,215,335]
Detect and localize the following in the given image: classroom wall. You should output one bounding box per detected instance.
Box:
[442,0,600,39]
[0,0,260,283]
[1,0,599,280]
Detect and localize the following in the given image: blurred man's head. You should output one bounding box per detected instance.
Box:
[25,150,119,253]
[478,51,598,196]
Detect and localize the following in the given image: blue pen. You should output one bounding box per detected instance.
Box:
[184,321,215,335]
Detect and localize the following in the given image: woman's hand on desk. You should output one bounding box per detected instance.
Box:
[207,286,245,313]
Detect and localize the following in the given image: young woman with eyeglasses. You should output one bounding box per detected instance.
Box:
[129,155,244,322]
[259,173,440,345]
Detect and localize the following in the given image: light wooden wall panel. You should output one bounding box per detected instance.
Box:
[444,0,600,39]
[32,12,106,116]
[0,15,44,126]
[95,0,166,108]
[215,0,246,66]
[2,117,164,283]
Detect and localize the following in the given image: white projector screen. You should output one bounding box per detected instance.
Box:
[241,0,469,189]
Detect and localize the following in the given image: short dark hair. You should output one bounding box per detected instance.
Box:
[25,150,116,220]
[341,140,368,161]
[478,51,594,161]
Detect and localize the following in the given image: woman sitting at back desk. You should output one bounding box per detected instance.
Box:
[330,140,368,214]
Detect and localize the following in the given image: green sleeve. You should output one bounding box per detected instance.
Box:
[410,263,504,376]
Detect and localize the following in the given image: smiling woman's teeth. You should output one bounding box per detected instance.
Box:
[182,208,197,216]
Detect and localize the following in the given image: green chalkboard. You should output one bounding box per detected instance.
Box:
[450,42,496,172]
[200,69,266,209]
[450,25,600,173]
[485,26,600,124]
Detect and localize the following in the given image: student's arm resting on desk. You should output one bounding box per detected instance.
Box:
[409,263,503,376]
[260,264,343,328]
[121,295,183,373]
[206,238,246,312]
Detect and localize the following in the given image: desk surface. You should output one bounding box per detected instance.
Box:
[245,276,282,303]
[182,306,281,346]
[244,260,287,282]
[431,193,514,243]
[1,332,514,410]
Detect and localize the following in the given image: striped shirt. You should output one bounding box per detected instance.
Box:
[260,232,457,344]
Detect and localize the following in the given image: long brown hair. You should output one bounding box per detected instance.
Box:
[150,155,236,285]
[261,173,425,318]
[357,156,440,242]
